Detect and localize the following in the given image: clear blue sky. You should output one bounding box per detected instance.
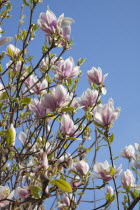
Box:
[2,0,140,209]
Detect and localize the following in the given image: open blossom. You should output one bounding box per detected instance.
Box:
[57,194,75,209]
[0,186,14,208]
[38,10,58,34]
[6,44,20,58]
[25,75,48,95]
[93,160,122,181]
[87,67,108,85]
[74,160,89,175]
[94,98,121,127]
[76,88,98,111]
[120,145,135,159]
[61,114,78,136]
[54,57,80,80]
[121,169,135,189]
[38,9,74,39]
[41,85,72,112]
[29,99,46,117]
[57,14,74,40]
[17,187,30,200]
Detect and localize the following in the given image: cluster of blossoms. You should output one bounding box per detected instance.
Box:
[38,9,74,41]
[0,3,139,210]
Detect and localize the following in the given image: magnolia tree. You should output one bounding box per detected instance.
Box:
[0,0,140,210]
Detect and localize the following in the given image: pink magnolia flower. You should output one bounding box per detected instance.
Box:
[38,9,74,39]
[54,57,80,80]
[29,99,46,117]
[61,114,78,137]
[0,37,12,46]
[57,153,72,170]
[74,160,89,175]
[6,60,27,72]
[42,152,49,170]
[106,186,114,197]
[70,175,81,188]
[19,132,27,145]
[94,98,121,127]
[0,27,12,46]
[121,169,135,189]
[45,142,52,155]
[93,160,122,181]
[120,145,135,159]
[132,153,140,169]
[0,186,14,208]
[87,67,108,85]
[6,44,20,58]
[17,187,30,200]
[61,194,70,206]
[57,194,75,209]
[57,14,74,40]
[41,85,72,112]
[76,88,98,111]
[41,56,63,70]
[134,143,140,152]
[38,10,58,34]
[25,75,48,95]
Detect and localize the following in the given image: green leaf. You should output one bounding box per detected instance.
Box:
[23,0,30,6]
[30,186,42,199]
[68,137,82,141]
[70,169,81,176]
[0,92,8,100]
[0,131,6,136]
[6,128,15,147]
[61,107,75,112]
[78,192,85,195]
[97,128,104,135]
[71,83,77,92]
[26,56,33,62]
[7,48,14,57]
[131,189,139,199]
[50,179,72,193]
[113,156,119,161]
[94,121,105,129]
[23,30,27,39]
[106,193,115,203]
[78,58,86,66]
[0,64,3,72]
[21,97,31,105]
[110,167,115,176]
[109,133,114,143]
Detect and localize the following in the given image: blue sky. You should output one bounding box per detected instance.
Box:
[2,0,140,209]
